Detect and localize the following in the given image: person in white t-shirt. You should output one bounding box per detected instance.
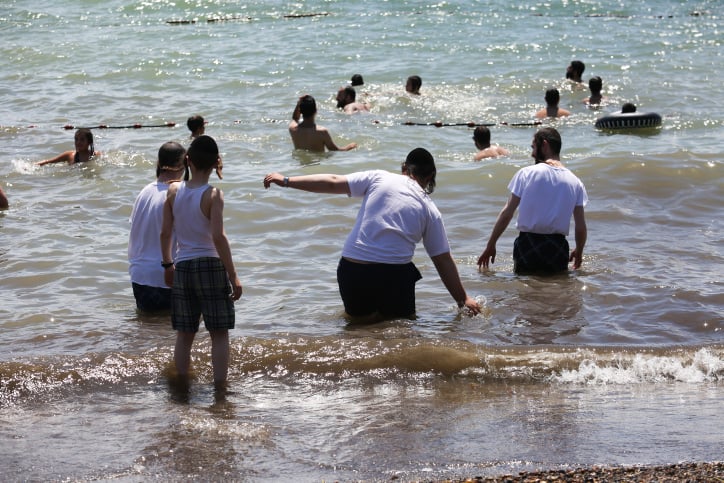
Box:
[477,127,588,274]
[263,148,481,320]
[128,142,187,312]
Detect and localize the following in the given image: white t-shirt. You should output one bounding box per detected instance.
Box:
[342,170,450,264]
[509,163,588,235]
[128,181,169,288]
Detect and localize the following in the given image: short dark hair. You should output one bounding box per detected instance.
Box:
[534,127,562,156]
[351,74,364,86]
[187,135,219,172]
[406,75,422,93]
[544,88,560,105]
[571,60,585,76]
[156,141,186,177]
[473,126,491,146]
[343,86,356,101]
[622,102,637,113]
[404,147,436,194]
[187,115,204,133]
[588,76,602,94]
[299,95,317,118]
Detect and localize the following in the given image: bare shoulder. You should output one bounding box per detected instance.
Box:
[495,145,510,156]
[167,181,181,197]
[211,185,223,200]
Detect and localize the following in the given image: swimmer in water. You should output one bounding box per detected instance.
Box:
[535,88,571,119]
[37,128,100,166]
[583,76,606,106]
[289,95,357,152]
[472,126,509,160]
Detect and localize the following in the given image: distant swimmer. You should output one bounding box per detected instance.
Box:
[187,114,222,179]
[566,60,586,83]
[186,114,205,139]
[263,148,482,320]
[583,76,606,106]
[37,128,100,166]
[621,102,637,113]
[405,75,422,95]
[473,126,510,160]
[477,127,588,275]
[350,74,364,86]
[336,86,370,114]
[535,88,571,119]
[0,186,8,209]
[289,95,357,152]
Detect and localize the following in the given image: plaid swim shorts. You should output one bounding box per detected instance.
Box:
[171,257,235,332]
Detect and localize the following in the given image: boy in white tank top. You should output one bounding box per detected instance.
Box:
[160,135,242,392]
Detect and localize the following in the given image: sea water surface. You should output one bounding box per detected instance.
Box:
[0,0,722,481]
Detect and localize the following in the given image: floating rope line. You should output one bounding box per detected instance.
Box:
[63,122,176,130]
[403,121,542,127]
[166,12,328,24]
[6,119,543,131]
[283,13,329,18]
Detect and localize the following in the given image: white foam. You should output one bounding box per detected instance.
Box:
[553,348,723,385]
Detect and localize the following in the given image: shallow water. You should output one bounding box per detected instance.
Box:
[1,0,722,481]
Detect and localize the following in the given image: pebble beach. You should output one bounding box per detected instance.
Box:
[445,462,724,483]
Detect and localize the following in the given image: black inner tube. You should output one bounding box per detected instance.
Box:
[595,112,662,129]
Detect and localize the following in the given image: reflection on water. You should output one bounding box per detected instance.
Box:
[510,274,586,344]
[0,0,722,480]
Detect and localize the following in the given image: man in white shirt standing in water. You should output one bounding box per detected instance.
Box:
[264,147,481,321]
[477,127,588,275]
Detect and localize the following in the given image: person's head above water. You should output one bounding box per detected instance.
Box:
[186,115,205,137]
[405,75,422,95]
[588,76,602,95]
[544,88,561,106]
[473,126,491,148]
[621,102,637,113]
[298,95,317,118]
[566,60,585,81]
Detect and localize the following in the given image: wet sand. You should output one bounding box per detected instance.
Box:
[441,462,724,482]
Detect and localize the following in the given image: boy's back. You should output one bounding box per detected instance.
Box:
[160,135,242,389]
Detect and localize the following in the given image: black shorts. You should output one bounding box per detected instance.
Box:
[132,282,172,313]
[337,257,422,318]
[513,232,569,274]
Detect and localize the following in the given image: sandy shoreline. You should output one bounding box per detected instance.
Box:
[437,462,724,482]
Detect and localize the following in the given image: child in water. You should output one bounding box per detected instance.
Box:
[161,135,242,390]
[37,128,100,166]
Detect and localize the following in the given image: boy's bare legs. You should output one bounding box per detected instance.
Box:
[174,331,196,377]
[210,329,230,386]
